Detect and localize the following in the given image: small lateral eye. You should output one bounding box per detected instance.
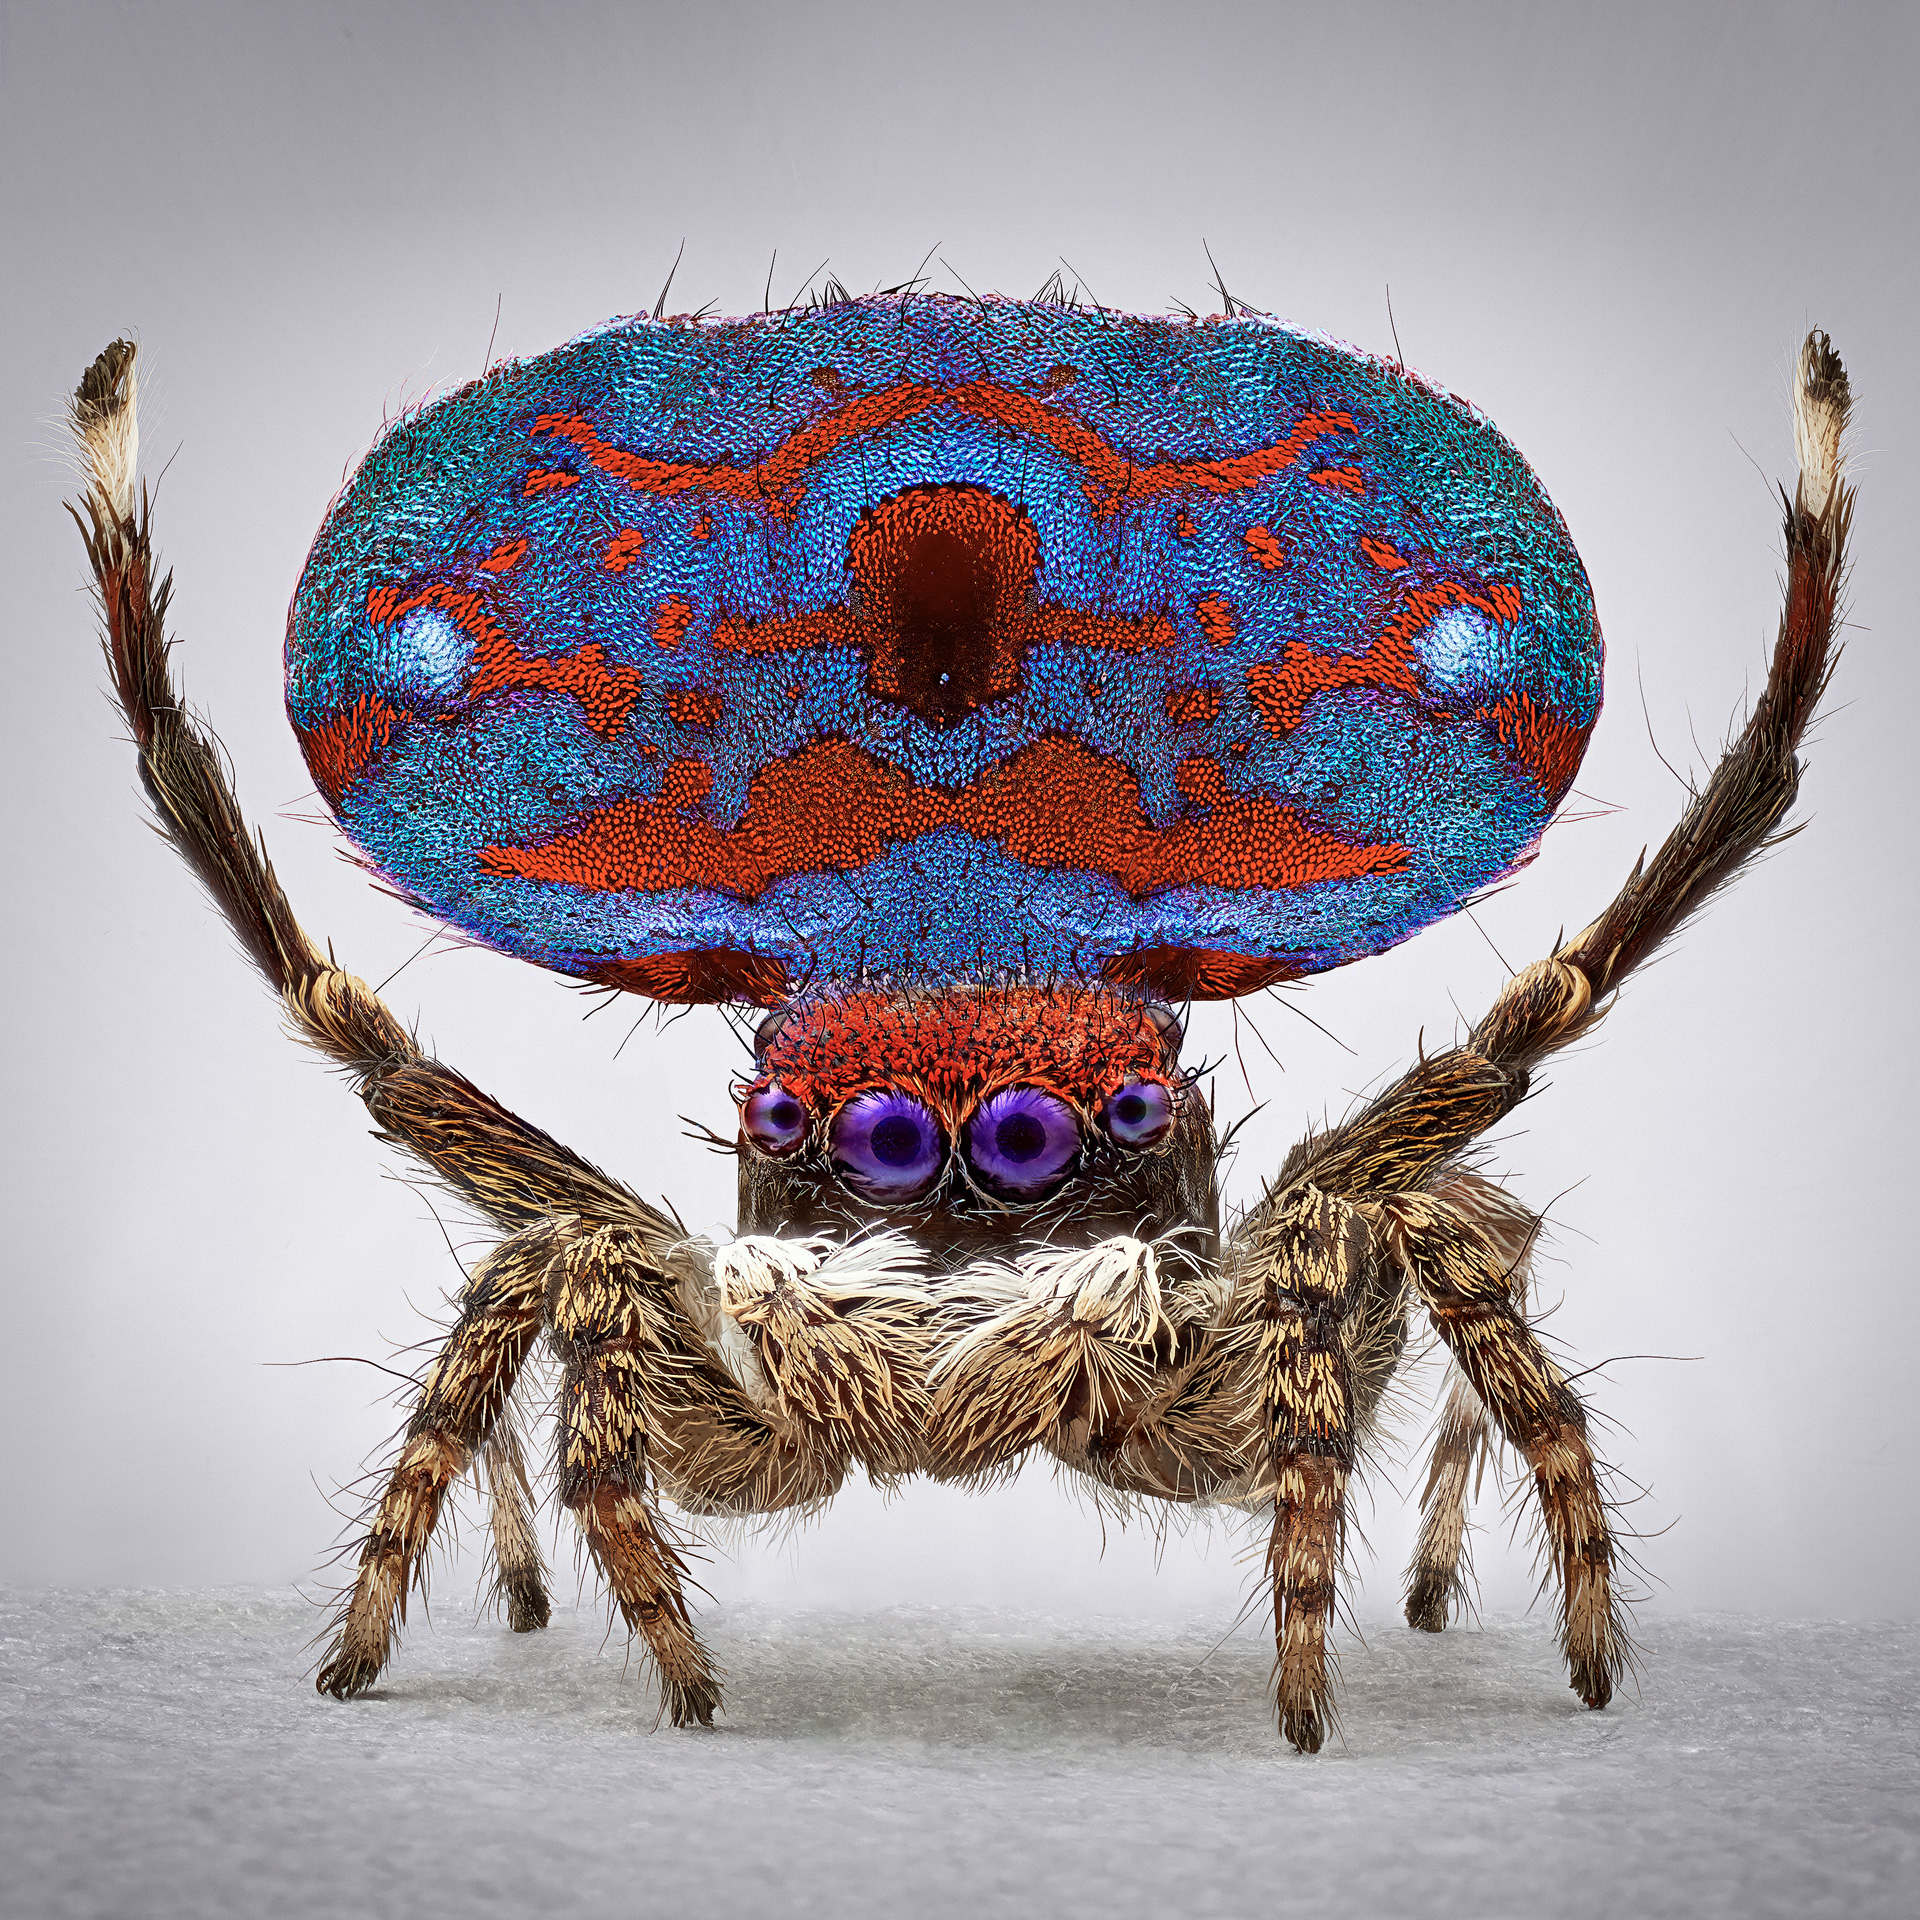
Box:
[964,1087,1081,1201]
[742,1081,808,1156]
[1103,1077,1174,1148]
[829,1090,947,1201]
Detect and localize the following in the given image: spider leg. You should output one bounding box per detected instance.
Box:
[1380,1192,1623,1708]
[1404,1364,1494,1634]
[480,1400,550,1633]
[1240,1185,1372,1753]
[65,340,684,1252]
[316,1227,549,1697]
[65,339,792,1624]
[548,1226,724,1727]
[710,1234,936,1481]
[1403,1168,1537,1631]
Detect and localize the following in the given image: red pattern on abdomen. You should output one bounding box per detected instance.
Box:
[478,737,1408,902]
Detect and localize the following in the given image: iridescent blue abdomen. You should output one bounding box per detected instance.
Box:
[286,296,1601,1004]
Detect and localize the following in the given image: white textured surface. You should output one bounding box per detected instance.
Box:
[4,1591,1915,1920]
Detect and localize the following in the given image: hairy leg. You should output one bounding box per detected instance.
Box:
[548,1226,724,1728]
[481,1406,550,1633]
[1404,1169,1537,1630]
[316,1228,551,1697]
[1404,1365,1494,1633]
[1242,1186,1372,1753]
[1381,1193,1624,1708]
[710,1234,935,1481]
[1237,335,1854,1233]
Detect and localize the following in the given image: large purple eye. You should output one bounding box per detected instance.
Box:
[829,1090,947,1200]
[964,1088,1081,1200]
[1103,1077,1175,1148]
[742,1081,808,1156]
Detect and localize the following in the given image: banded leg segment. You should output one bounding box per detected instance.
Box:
[1382,1193,1624,1707]
[481,1412,550,1633]
[549,1228,723,1728]
[1405,1366,1494,1632]
[1405,1169,1537,1630]
[316,1229,549,1697]
[1248,1187,1371,1753]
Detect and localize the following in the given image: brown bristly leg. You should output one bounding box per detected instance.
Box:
[1404,1170,1535,1631]
[67,338,770,1674]
[481,1409,550,1632]
[66,339,683,1249]
[1404,1366,1493,1633]
[1381,1194,1622,1708]
[1243,333,1856,1241]
[1245,1187,1370,1753]
[549,1228,723,1728]
[316,1230,549,1697]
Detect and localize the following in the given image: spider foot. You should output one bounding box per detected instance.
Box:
[1281,1704,1326,1755]
[1570,1653,1614,1711]
[665,1671,724,1729]
[315,1645,384,1700]
[1405,1572,1452,1633]
[503,1574,551,1634]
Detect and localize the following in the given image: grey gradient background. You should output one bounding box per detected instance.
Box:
[3,0,1915,1637]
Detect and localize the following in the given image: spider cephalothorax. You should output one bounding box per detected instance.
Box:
[67,304,1854,1752]
[736,985,1210,1268]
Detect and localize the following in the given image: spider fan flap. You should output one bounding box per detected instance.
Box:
[285,296,1602,1005]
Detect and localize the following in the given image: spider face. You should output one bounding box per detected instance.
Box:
[734,985,1211,1270]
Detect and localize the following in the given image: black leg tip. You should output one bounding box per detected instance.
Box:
[1405,1575,1450,1633]
[1281,1705,1326,1754]
[505,1580,551,1633]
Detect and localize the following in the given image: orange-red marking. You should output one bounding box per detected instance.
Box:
[1194,595,1236,647]
[522,469,580,496]
[665,687,723,730]
[366,579,642,736]
[602,527,647,573]
[1245,577,1523,734]
[533,385,1356,521]
[299,692,403,808]
[1309,467,1366,496]
[1244,525,1288,570]
[758,984,1168,1115]
[1165,686,1221,726]
[478,737,1408,903]
[480,538,529,572]
[1359,535,1406,570]
[652,598,694,650]
[1473,690,1588,804]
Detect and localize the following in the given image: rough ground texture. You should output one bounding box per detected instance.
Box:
[3,1590,1914,1919]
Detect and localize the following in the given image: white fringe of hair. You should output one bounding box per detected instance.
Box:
[1793,329,1852,521]
[70,342,141,528]
[674,1230,931,1407]
[931,1231,1222,1380]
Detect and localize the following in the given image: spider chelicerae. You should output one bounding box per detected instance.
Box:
[66,311,1853,1752]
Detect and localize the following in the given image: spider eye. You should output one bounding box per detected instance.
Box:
[1102,1077,1174,1148]
[742,1081,808,1156]
[829,1090,947,1201]
[964,1087,1081,1201]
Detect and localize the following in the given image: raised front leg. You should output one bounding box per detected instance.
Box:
[317,1228,550,1697]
